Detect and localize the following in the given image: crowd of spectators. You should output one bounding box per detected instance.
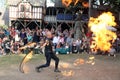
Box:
[0,25,120,56]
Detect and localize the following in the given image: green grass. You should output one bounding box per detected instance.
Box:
[0,55,22,66]
[0,53,119,68]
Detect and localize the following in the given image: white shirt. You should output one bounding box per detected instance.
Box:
[52,36,60,44]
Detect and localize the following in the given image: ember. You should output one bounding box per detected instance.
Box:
[62,70,74,77]
[73,58,85,66]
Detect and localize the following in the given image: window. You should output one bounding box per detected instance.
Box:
[21,5,25,12]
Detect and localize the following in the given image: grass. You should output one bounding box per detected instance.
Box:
[0,53,120,68]
[0,53,120,80]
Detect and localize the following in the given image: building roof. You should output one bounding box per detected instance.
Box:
[8,0,46,7]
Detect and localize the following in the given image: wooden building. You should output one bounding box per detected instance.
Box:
[9,0,45,29]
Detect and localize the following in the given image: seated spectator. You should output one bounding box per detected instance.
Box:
[58,34,65,46]
[108,46,116,57]
[81,38,89,53]
[55,43,69,54]
[52,34,60,49]
[4,40,11,54]
[71,39,78,53]
[0,45,4,55]
[11,42,20,54]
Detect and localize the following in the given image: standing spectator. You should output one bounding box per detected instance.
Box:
[63,29,69,42]
[4,28,10,38]
[10,27,16,40]
[69,28,74,38]
[66,35,73,53]
[20,29,27,45]
[33,27,40,43]
[76,38,82,53]
[39,29,44,41]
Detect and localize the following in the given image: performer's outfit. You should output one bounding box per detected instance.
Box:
[36,39,60,72]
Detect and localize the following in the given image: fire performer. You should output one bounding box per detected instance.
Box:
[35,33,61,72]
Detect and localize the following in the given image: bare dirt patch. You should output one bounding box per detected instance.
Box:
[0,54,120,80]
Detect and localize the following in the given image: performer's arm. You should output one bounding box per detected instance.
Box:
[40,43,47,49]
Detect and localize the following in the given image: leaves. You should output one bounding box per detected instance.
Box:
[92,0,120,12]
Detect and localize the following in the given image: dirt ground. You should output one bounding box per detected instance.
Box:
[0,53,120,80]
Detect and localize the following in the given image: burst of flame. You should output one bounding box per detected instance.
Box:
[88,12,117,52]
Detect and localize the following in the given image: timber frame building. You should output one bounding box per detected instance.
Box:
[9,0,88,30]
[9,0,45,29]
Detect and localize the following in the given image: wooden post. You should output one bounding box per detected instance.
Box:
[119,12,120,21]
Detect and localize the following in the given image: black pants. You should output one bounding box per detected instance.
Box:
[37,51,59,70]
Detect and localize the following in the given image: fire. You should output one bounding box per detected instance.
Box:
[86,56,95,65]
[74,0,79,5]
[73,58,85,66]
[73,57,95,66]
[88,12,117,52]
[62,70,74,77]
[23,51,33,62]
[19,42,36,50]
[60,63,70,68]
[82,1,89,8]
[62,0,89,7]
[62,0,72,7]
[20,51,33,73]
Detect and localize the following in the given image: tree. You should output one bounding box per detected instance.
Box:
[91,0,120,12]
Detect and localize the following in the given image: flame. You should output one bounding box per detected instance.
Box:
[23,51,33,62]
[62,0,89,7]
[62,0,82,7]
[86,56,95,65]
[88,12,117,52]
[21,51,33,73]
[22,65,30,74]
[73,58,85,66]
[73,0,79,5]
[89,56,95,60]
[60,63,70,68]
[62,70,74,77]
[62,0,72,7]
[19,42,37,73]
[19,42,36,50]
[82,1,89,8]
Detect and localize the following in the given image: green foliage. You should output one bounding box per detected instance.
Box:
[0,24,8,29]
[92,0,120,12]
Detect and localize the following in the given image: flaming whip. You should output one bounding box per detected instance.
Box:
[19,42,37,73]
